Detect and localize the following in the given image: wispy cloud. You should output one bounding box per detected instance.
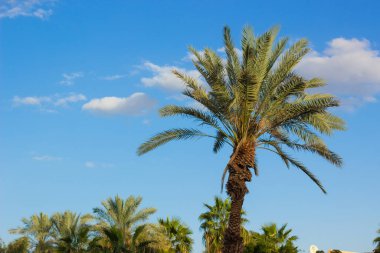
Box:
[54,94,86,106]
[297,37,380,109]
[32,155,62,161]
[59,72,84,86]
[100,74,126,81]
[84,161,114,168]
[13,93,87,111]
[82,92,156,116]
[142,119,151,125]
[0,0,55,19]
[13,96,51,106]
[141,61,201,91]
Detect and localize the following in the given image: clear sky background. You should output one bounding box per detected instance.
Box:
[1,0,379,252]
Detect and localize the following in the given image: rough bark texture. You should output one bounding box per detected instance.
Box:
[223,141,254,253]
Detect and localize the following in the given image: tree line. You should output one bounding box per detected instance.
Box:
[0,196,300,253]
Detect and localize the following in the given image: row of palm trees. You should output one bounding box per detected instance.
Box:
[1,195,298,253]
[2,196,192,253]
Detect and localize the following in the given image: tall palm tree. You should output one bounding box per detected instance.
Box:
[158,217,193,253]
[51,211,93,252]
[93,195,157,252]
[138,26,344,253]
[9,212,54,252]
[199,197,248,253]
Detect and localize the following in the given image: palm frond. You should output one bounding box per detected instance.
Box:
[137,128,212,155]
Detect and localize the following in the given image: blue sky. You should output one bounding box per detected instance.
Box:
[1,0,380,252]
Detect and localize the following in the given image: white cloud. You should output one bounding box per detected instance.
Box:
[59,72,84,86]
[0,0,55,19]
[339,96,377,112]
[141,61,201,91]
[82,92,156,115]
[101,74,125,81]
[54,94,86,106]
[13,93,87,111]
[296,38,380,108]
[32,155,62,161]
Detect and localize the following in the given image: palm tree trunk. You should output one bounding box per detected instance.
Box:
[223,192,245,253]
[223,142,254,253]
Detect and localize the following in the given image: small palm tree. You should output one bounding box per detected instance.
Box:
[5,237,30,253]
[158,217,193,253]
[374,228,380,253]
[0,238,6,253]
[138,26,344,252]
[199,197,248,253]
[9,212,53,252]
[244,224,297,253]
[93,195,157,252]
[51,211,93,252]
[256,224,298,253]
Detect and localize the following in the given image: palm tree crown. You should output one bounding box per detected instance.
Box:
[93,195,157,252]
[158,217,193,253]
[138,25,344,193]
[51,211,93,252]
[9,212,53,252]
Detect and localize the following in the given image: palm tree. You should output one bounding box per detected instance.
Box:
[6,237,30,253]
[244,224,298,253]
[51,211,93,252]
[374,228,380,253]
[255,224,298,253]
[93,195,157,252]
[199,197,248,253]
[158,217,193,253]
[9,212,54,252]
[0,239,5,253]
[138,25,344,253]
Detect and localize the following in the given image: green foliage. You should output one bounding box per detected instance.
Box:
[6,237,30,253]
[93,195,160,252]
[7,195,180,253]
[138,25,345,194]
[51,211,93,252]
[0,239,6,253]
[244,224,298,253]
[9,212,54,252]
[199,197,248,253]
[374,227,380,252]
[158,217,193,253]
